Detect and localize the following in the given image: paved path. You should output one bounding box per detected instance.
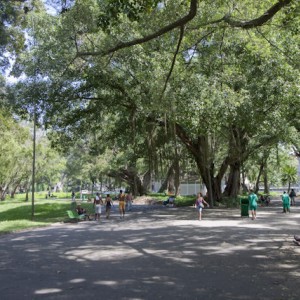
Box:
[1,202,300,299]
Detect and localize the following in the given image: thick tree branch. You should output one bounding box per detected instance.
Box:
[161,25,184,97]
[223,0,293,29]
[76,0,293,58]
[77,0,197,57]
[174,123,199,158]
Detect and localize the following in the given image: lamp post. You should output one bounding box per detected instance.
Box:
[32,106,36,220]
[30,13,37,220]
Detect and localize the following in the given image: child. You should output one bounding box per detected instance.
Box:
[195,192,209,221]
[105,194,113,219]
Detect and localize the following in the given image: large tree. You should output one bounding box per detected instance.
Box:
[7,0,300,201]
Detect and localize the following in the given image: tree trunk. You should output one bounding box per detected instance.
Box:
[241,165,249,193]
[10,184,19,198]
[25,189,29,201]
[174,152,180,196]
[0,187,6,201]
[222,125,251,198]
[223,162,241,197]
[158,160,177,194]
[108,168,146,196]
[175,123,228,203]
[0,183,10,200]
[254,161,264,194]
[263,166,269,194]
[142,169,151,193]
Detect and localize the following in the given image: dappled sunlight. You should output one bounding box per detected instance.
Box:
[289,271,300,277]
[25,248,40,253]
[177,219,275,230]
[1,204,300,299]
[64,245,143,262]
[151,214,177,218]
[143,248,195,264]
[201,243,250,255]
[34,288,62,295]
[69,278,86,283]
[142,276,176,286]
[11,234,50,241]
[252,255,269,259]
[293,247,300,255]
[125,237,146,244]
[94,279,134,286]
[276,264,297,269]
[247,238,277,243]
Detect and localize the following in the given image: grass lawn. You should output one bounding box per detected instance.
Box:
[0,198,94,235]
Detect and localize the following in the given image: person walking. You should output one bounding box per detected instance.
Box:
[282,191,290,213]
[194,192,209,221]
[126,192,133,211]
[248,190,258,220]
[289,189,296,206]
[105,194,113,219]
[93,192,103,221]
[118,190,126,218]
[71,191,75,201]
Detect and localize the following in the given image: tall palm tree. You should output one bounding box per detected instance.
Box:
[281,165,298,193]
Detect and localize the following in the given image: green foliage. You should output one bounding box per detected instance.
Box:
[174,195,196,207]
[5,0,300,198]
[243,145,298,188]
[0,0,26,69]
[281,165,298,186]
[97,0,160,31]
[221,197,241,208]
[0,110,31,192]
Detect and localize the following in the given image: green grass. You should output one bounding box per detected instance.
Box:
[0,199,94,235]
[11,192,72,201]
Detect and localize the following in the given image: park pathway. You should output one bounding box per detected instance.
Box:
[0,201,300,299]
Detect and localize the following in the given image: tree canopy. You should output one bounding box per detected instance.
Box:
[3,0,300,199]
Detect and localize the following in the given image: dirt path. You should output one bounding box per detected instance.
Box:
[0,201,299,299]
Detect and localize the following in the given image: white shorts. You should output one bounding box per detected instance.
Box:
[95,204,102,214]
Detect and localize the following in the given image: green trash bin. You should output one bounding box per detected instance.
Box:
[240,198,249,217]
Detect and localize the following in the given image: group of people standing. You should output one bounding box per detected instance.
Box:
[93,190,133,221]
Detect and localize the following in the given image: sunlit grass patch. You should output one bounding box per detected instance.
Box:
[0,199,77,234]
[0,219,49,234]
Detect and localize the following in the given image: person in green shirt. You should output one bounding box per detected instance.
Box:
[282,191,290,213]
[248,190,258,220]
